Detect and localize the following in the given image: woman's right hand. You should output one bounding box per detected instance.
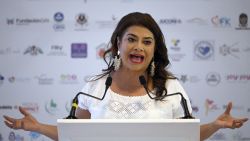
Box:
[3,106,40,132]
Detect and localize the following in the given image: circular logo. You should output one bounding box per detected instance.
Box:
[54,12,64,22]
[8,76,15,83]
[194,41,214,60]
[76,13,88,25]
[239,13,248,28]
[45,99,58,115]
[8,132,15,141]
[219,44,230,56]
[206,72,221,86]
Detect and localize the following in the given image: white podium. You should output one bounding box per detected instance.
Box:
[57,119,200,141]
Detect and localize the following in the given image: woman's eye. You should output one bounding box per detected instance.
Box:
[144,40,152,45]
[128,37,135,42]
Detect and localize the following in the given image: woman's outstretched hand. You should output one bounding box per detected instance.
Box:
[3,106,40,132]
[214,102,248,129]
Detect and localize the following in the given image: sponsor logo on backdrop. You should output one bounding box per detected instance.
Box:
[211,15,231,27]
[232,131,250,141]
[21,103,39,113]
[0,47,21,55]
[75,13,88,30]
[235,13,250,30]
[6,17,49,26]
[186,17,208,25]
[226,74,250,83]
[206,72,221,86]
[8,131,15,141]
[96,43,109,59]
[47,45,67,56]
[45,99,59,115]
[8,76,15,83]
[0,75,4,86]
[7,18,15,25]
[178,74,200,84]
[71,43,87,58]
[205,99,219,116]
[8,76,31,84]
[219,42,240,59]
[179,75,188,83]
[96,15,118,28]
[159,18,182,25]
[190,100,199,113]
[24,45,43,56]
[8,131,24,141]
[53,12,65,31]
[29,131,43,141]
[170,39,181,51]
[59,74,78,84]
[34,74,54,85]
[168,39,186,62]
[0,105,13,110]
[169,54,186,62]
[194,40,214,60]
[210,132,226,140]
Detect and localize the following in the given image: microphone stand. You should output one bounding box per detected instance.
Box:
[139,75,194,119]
[66,76,112,119]
[166,92,194,119]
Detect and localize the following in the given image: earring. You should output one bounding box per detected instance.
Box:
[150,61,155,77]
[113,51,121,71]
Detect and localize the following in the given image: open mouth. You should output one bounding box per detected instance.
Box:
[129,54,144,63]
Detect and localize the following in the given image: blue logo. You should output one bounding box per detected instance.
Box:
[0,75,4,80]
[211,15,231,27]
[29,131,41,140]
[0,74,4,86]
[194,41,214,60]
[54,12,64,22]
[71,43,87,58]
[53,12,65,31]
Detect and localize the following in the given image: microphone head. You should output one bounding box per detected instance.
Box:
[105,76,112,86]
[139,75,146,85]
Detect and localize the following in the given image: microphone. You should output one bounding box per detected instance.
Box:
[139,75,194,119]
[66,76,112,119]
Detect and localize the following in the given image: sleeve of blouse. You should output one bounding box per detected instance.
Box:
[171,79,193,119]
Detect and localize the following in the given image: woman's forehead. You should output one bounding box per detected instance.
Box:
[123,25,154,39]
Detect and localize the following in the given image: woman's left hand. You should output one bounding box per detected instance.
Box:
[214,102,248,129]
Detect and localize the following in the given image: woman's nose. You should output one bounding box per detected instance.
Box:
[134,43,144,51]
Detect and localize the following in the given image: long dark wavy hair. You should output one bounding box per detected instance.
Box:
[96,12,175,100]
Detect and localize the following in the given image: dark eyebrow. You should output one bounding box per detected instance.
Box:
[127,33,154,41]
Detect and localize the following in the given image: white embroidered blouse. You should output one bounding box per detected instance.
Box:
[78,76,192,119]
